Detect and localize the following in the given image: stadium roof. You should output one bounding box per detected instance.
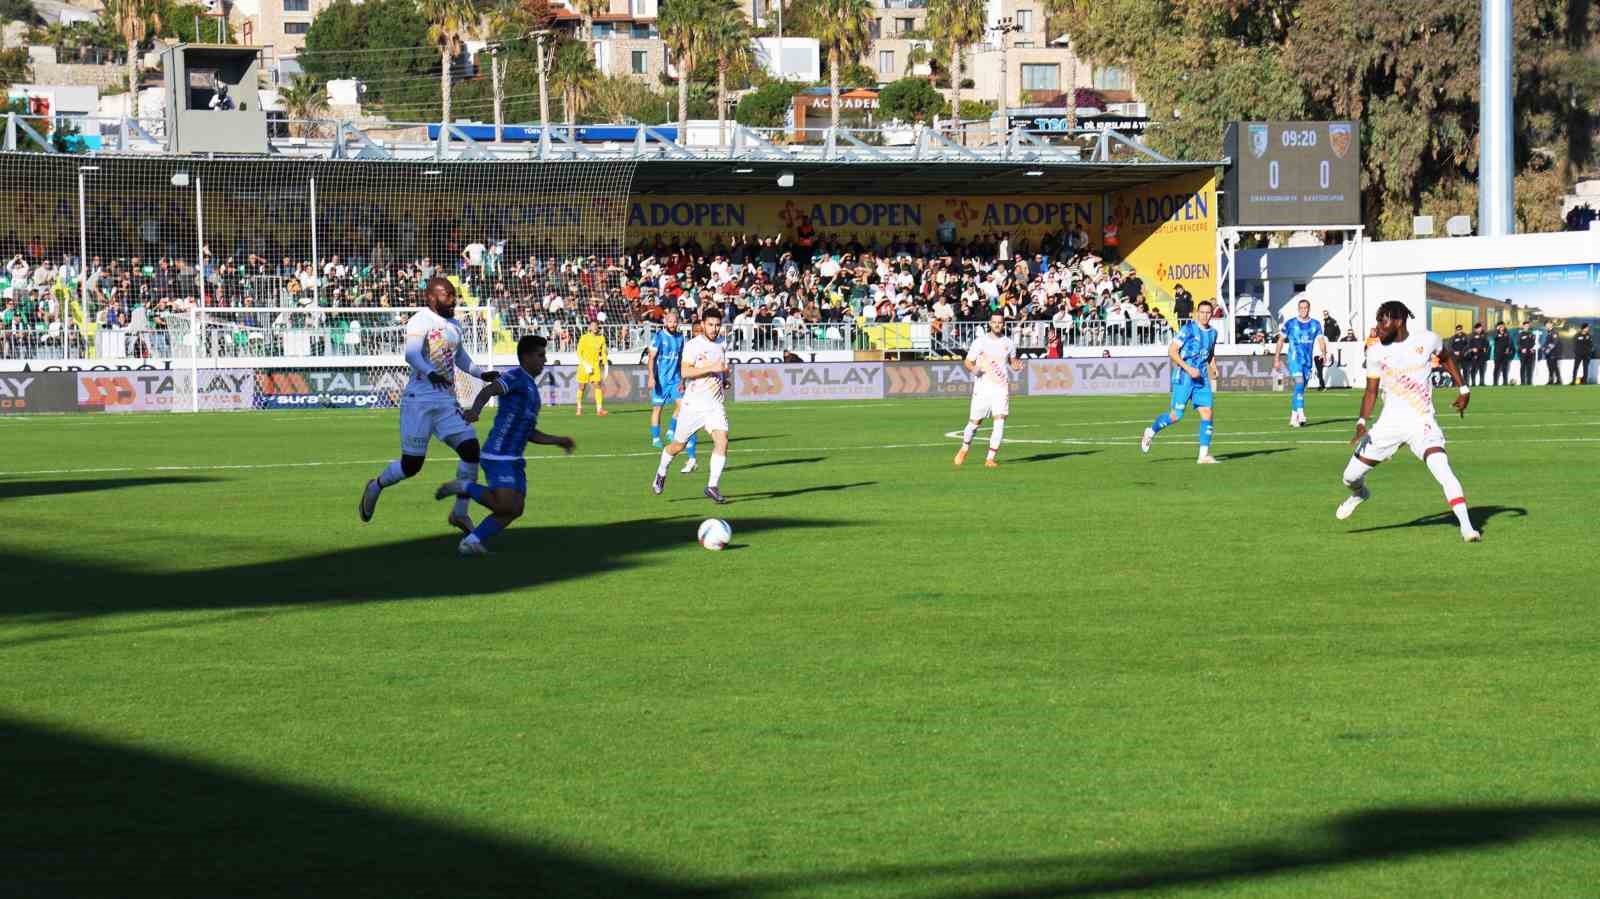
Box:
[629,159,1220,198]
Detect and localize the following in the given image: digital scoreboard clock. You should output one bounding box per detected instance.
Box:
[1222,121,1361,228]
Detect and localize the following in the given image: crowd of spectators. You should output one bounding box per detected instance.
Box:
[4,219,1204,359]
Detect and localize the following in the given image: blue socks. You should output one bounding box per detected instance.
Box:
[465,482,494,509]
[1199,419,1214,450]
[470,517,506,544]
[686,432,698,458]
[1151,411,1178,433]
[650,424,661,442]
[1292,377,1306,411]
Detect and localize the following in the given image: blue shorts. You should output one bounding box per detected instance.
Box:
[651,380,683,406]
[1171,378,1214,411]
[481,458,527,495]
[1289,359,1314,383]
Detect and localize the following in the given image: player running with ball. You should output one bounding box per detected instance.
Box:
[436,336,575,556]
[954,313,1022,468]
[360,278,497,532]
[652,307,731,504]
[1337,300,1480,542]
[1141,300,1222,464]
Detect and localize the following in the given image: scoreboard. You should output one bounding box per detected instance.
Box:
[1222,121,1361,227]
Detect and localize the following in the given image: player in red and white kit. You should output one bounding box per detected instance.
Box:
[955,313,1023,468]
[359,278,497,532]
[652,307,731,503]
[1337,300,1481,542]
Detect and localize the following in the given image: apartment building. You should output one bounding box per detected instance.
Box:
[229,0,334,54]
[554,0,667,82]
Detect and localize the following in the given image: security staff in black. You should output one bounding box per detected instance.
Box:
[1468,323,1490,386]
[1543,328,1563,385]
[1517,327,1536,385]
[1492,323,1514,385]
[1449,325,1471,373]
[1576,324,1594,385]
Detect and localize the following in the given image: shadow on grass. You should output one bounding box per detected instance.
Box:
[1348,504,1528,535]
[728,434,788,444]
[0,476,221,502]
[0,515,848,618]
[1305,416,1357,428]
[1011,451,1099,464]
[728,456,826,472]
[4,713,1597,899]
[1152,448,1295,463]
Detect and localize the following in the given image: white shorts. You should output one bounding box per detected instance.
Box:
[673,402,729,442]
[969,386,1010,421]
[1359,415,1446,463]
[400,398,477,456]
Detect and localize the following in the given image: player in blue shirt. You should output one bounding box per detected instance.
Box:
[646,309,698,471]
[1274,297,1326,428]
[435,335,575,556]
[1141,300,1221,464]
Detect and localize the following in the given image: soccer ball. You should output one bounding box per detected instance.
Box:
[697,518,733,551]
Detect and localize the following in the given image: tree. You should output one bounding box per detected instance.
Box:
[927,0,982,118]
[301,0,436,116]
[734,80,797,128]
[706,1,754,143]
[99,0,162,116]
[879,76,943,122]
[0,47,28,92]
[575,0,607,43]
[809,0,871,129]
[0,0,37,25]
[659,0,722,139]
[278,75,329,137]
[418,0,480,125]
[546,37,596,127]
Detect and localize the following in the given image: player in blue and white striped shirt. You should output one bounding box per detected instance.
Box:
[1274,298,1326,428]
[435,335,574,556]
[1141,300,1222,464]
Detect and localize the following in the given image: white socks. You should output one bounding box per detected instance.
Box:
[987,419,1005,460]
[709,452,727,488]
[1342,457,1373,491]
[452,461,478,516]
[656,449,674,477]
[377,459,407,487]
[1425,453,1473,529]
[961,422,978,446]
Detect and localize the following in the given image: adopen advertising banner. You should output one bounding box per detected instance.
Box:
[883,361,1028,398]
[734,363,885,402]
[77,369,255,412]
[1027,355,1277,396]
[0,372,80,414]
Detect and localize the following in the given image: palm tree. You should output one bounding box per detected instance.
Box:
[99,0,161,116]
[810,0,871,130]
[547,38,597,127]
[576,0,609,43]
[418,0,481,127]
[659,0,719,140]
[278,75,329,137]
[927,0,983,121]
[706,2,753,145]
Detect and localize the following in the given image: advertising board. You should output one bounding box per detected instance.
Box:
[0,372,80,414]
[734,363,885,401]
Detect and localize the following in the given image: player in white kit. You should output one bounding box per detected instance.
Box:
[359,278,498,531]
[955,313,1023,468]
[1337,300,1481,542]
[652,307,731,504]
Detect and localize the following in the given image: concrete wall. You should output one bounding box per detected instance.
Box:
[1238,230,1600,333]
[28,62,128,91]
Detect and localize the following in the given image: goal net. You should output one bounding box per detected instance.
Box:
[0,152,639,410]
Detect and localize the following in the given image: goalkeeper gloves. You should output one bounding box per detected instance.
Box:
[480,370,501,383]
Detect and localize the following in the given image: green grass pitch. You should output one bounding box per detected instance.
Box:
[2,388,1598,897]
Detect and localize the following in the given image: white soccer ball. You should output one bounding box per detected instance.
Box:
[697,518,733,551]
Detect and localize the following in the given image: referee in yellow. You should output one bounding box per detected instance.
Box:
[575,318,610,416]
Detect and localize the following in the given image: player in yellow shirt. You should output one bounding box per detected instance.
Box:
[575,319,609,416]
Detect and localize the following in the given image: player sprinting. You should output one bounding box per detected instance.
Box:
[575,319,609,416]
[646,308,699,473]
[360,277,497,532]
[435,335,575,556]
[652,307,730,504]
[1274,298,1326,427]
[1337,300,1480,542]
[954,313,1022,468]
[1141,299,1221,464]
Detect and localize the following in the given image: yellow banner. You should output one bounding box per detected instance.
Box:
[1111,171,1218,304]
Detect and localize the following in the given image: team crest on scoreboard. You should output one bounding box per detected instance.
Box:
[1249,123,1269,159]
[1328,122,1353,158]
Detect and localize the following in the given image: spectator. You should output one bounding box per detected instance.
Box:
[1172,283,1193,320]
[1575,323,1593,385]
